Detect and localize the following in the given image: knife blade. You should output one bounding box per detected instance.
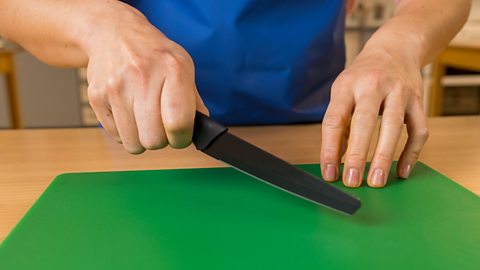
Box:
[192,112,361,215]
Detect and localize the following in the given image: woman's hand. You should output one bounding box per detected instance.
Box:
[320,0,470,188]
[320,46,428,188]
[85,5,208,154]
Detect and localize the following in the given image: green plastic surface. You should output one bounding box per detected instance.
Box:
[1,162,479,269]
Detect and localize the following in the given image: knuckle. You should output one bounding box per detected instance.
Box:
[364,69,386,85]
[128,54,147,74]
[332,72,352,87]
[321,149,339,163]
[383,115,405,129]
[88,73,126,100]
[163,115,193,137]
[356,91,382,104]
[388,91,409,109]
[87,86,105,108]
[100,76,124,97]
[163,97,182,115]
[355,109,378,119]
[353,110,379,127]
[169,139,192,149]
[392,80,405,91]
[141,135,168,150]
[165,123,192,136]
[414,127,429,142]
[409,149,422,160]
[345,152,366,164]
[322,115,347,131]
[331,73,353,97]
[126,58,150,90]
[163,52,190,74]
[374,152,393,164]
[406,146,424,161]
[105,83,123,97]
[411,85,424,101]
[125,145,146,155]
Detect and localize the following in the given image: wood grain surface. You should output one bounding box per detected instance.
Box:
[1,116,479,242]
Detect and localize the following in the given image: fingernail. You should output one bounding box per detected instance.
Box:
[371,168,385,187]
[402,164,412,179]
[346,168,360,187]
[324,164,337,181]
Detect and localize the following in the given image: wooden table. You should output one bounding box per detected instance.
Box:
[0,48,22,128]
[1,116,479,242]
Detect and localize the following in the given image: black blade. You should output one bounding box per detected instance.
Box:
[202,131,361,215]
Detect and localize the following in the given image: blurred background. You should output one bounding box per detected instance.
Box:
[0,0,479,129]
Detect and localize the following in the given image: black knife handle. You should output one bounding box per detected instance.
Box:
[192,111,228,150]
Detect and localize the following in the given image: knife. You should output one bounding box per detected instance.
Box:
[192,112,361,215]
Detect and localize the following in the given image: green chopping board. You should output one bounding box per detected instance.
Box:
[0,162,479,269]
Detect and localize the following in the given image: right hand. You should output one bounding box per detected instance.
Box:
[85,5,208,154]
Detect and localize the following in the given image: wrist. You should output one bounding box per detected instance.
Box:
[76,1,150,59]
[361,19,427,69]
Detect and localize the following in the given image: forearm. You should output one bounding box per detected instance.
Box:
[362,0,471,67]
[0,0,144,67]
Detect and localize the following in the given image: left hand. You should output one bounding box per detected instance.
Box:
[320,46,429,188]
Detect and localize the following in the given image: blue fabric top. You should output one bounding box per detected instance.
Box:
[123,0,346,125]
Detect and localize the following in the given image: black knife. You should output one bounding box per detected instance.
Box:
[192,112,361,215]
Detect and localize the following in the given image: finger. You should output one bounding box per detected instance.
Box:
[161,63,197,149]
[340,118,351,158]
[341,135,348,158]
[320,90,354,182]
[134,78,168,150]
[367,94,406,188]
[397,101,429,179]
[88,86,121,143]
[343,96,382,188]
[109,85,145,155]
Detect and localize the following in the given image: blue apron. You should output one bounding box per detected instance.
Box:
[123,0,346,125]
